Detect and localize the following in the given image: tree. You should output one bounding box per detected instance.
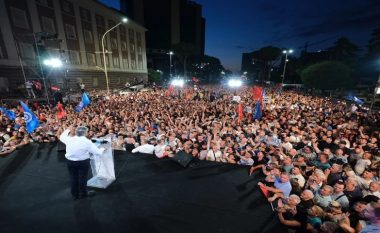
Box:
[191,55,225,83]
[172,42,198,78]
[301,61,352,90]
[368,27,380,56]
[148,69,163,85]
[327,37,359,67]
[251,46,282,83]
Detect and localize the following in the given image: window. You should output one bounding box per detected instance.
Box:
[138,61,143,70]
[122,58,129,69]
[130,44,135,52]
[137,46,142,54]
[128,29,134,41]
[65,24,77,40]
[136,32,142,46]
[41,17,55,34]
[69,50,81,65]
[19,43,35,59]
[62,0,73,15]
[111,38,117,49]
[80,8,90,22]
[83,30,93,44]
[0,47,4,59]
[121,41,127,51]
[113,57,119,68]
[36,0,49,7]
[131,60,136,70]
[93,77,98,87]
[10,7,29,29]
[87,53,96,66]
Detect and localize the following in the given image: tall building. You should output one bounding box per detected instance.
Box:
[121,0,205,75]
[0,0,148,94]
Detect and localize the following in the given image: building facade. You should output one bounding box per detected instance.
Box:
[0,0,147,94]
[121,0,205,76]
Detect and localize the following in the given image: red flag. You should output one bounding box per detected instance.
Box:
[237,103,243,123]
[33,81,42,90]
[259,185,270,198]
[51,85,60,91]
[252,86,263,102]
[166,85,175,97]
[56,102,66,119]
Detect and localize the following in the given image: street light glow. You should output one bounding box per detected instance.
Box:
[283,49,293,54]
[171,79,184,87]
[43,58,62,68]
[228,79,242,87]
[122,18,128,23]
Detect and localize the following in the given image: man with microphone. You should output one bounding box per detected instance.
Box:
[60,125,105,200]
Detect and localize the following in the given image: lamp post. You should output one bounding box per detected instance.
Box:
[168,51,174,78]
[281,49,293,84]
[101,18,128,95]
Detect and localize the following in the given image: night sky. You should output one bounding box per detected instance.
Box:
[100,0,380,72]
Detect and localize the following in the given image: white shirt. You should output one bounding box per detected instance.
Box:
[59,129,104,161]
[132,143,155,154]
[206,150,222,161]
[154,144,166,158]
[291,174,306,188]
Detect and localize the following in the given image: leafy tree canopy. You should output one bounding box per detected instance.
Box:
[301,61,352,90]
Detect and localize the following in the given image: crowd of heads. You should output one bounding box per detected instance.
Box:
[1,85,380,232]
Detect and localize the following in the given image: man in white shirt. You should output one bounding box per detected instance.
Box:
[132,139,155,154]
[60,126,104,200]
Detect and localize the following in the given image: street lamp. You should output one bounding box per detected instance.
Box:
[43,58,63,68]
[101,17,128,95]
[167,51,174,78]
[281,49,293,84]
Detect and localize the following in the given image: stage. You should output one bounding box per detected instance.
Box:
[0,143,286,233]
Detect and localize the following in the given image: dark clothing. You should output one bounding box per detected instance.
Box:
[344,188,363,207]
[298,199,314,211]
[67,159,90,199]
[327,172,343,186]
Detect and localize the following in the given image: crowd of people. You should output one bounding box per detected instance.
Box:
[0,84,379,233]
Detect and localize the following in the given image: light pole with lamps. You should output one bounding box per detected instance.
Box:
[168,51,174,78]
[101,18,128,95]
[281,49,293,84]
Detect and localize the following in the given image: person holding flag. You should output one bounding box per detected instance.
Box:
[56,102,67,119]
[0,107,16,120]
[75,92,91,112]
[253,101,262,120]
[20,101,39,133]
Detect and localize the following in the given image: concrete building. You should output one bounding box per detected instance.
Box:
[121,0,205,76]
[0,0,147,95]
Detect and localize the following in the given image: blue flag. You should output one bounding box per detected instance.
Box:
[75,101,84,112]
[0,107,16,120]
[82,92,91,107]
[20,101,39,133]
[346,92,364,105]
[253,101,262,120]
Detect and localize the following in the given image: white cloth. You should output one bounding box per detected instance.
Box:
[206,150,222,161]
[291,174,306,188]
[154,144,166,158]
[132,143,155,154]
[59,129,104,161]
